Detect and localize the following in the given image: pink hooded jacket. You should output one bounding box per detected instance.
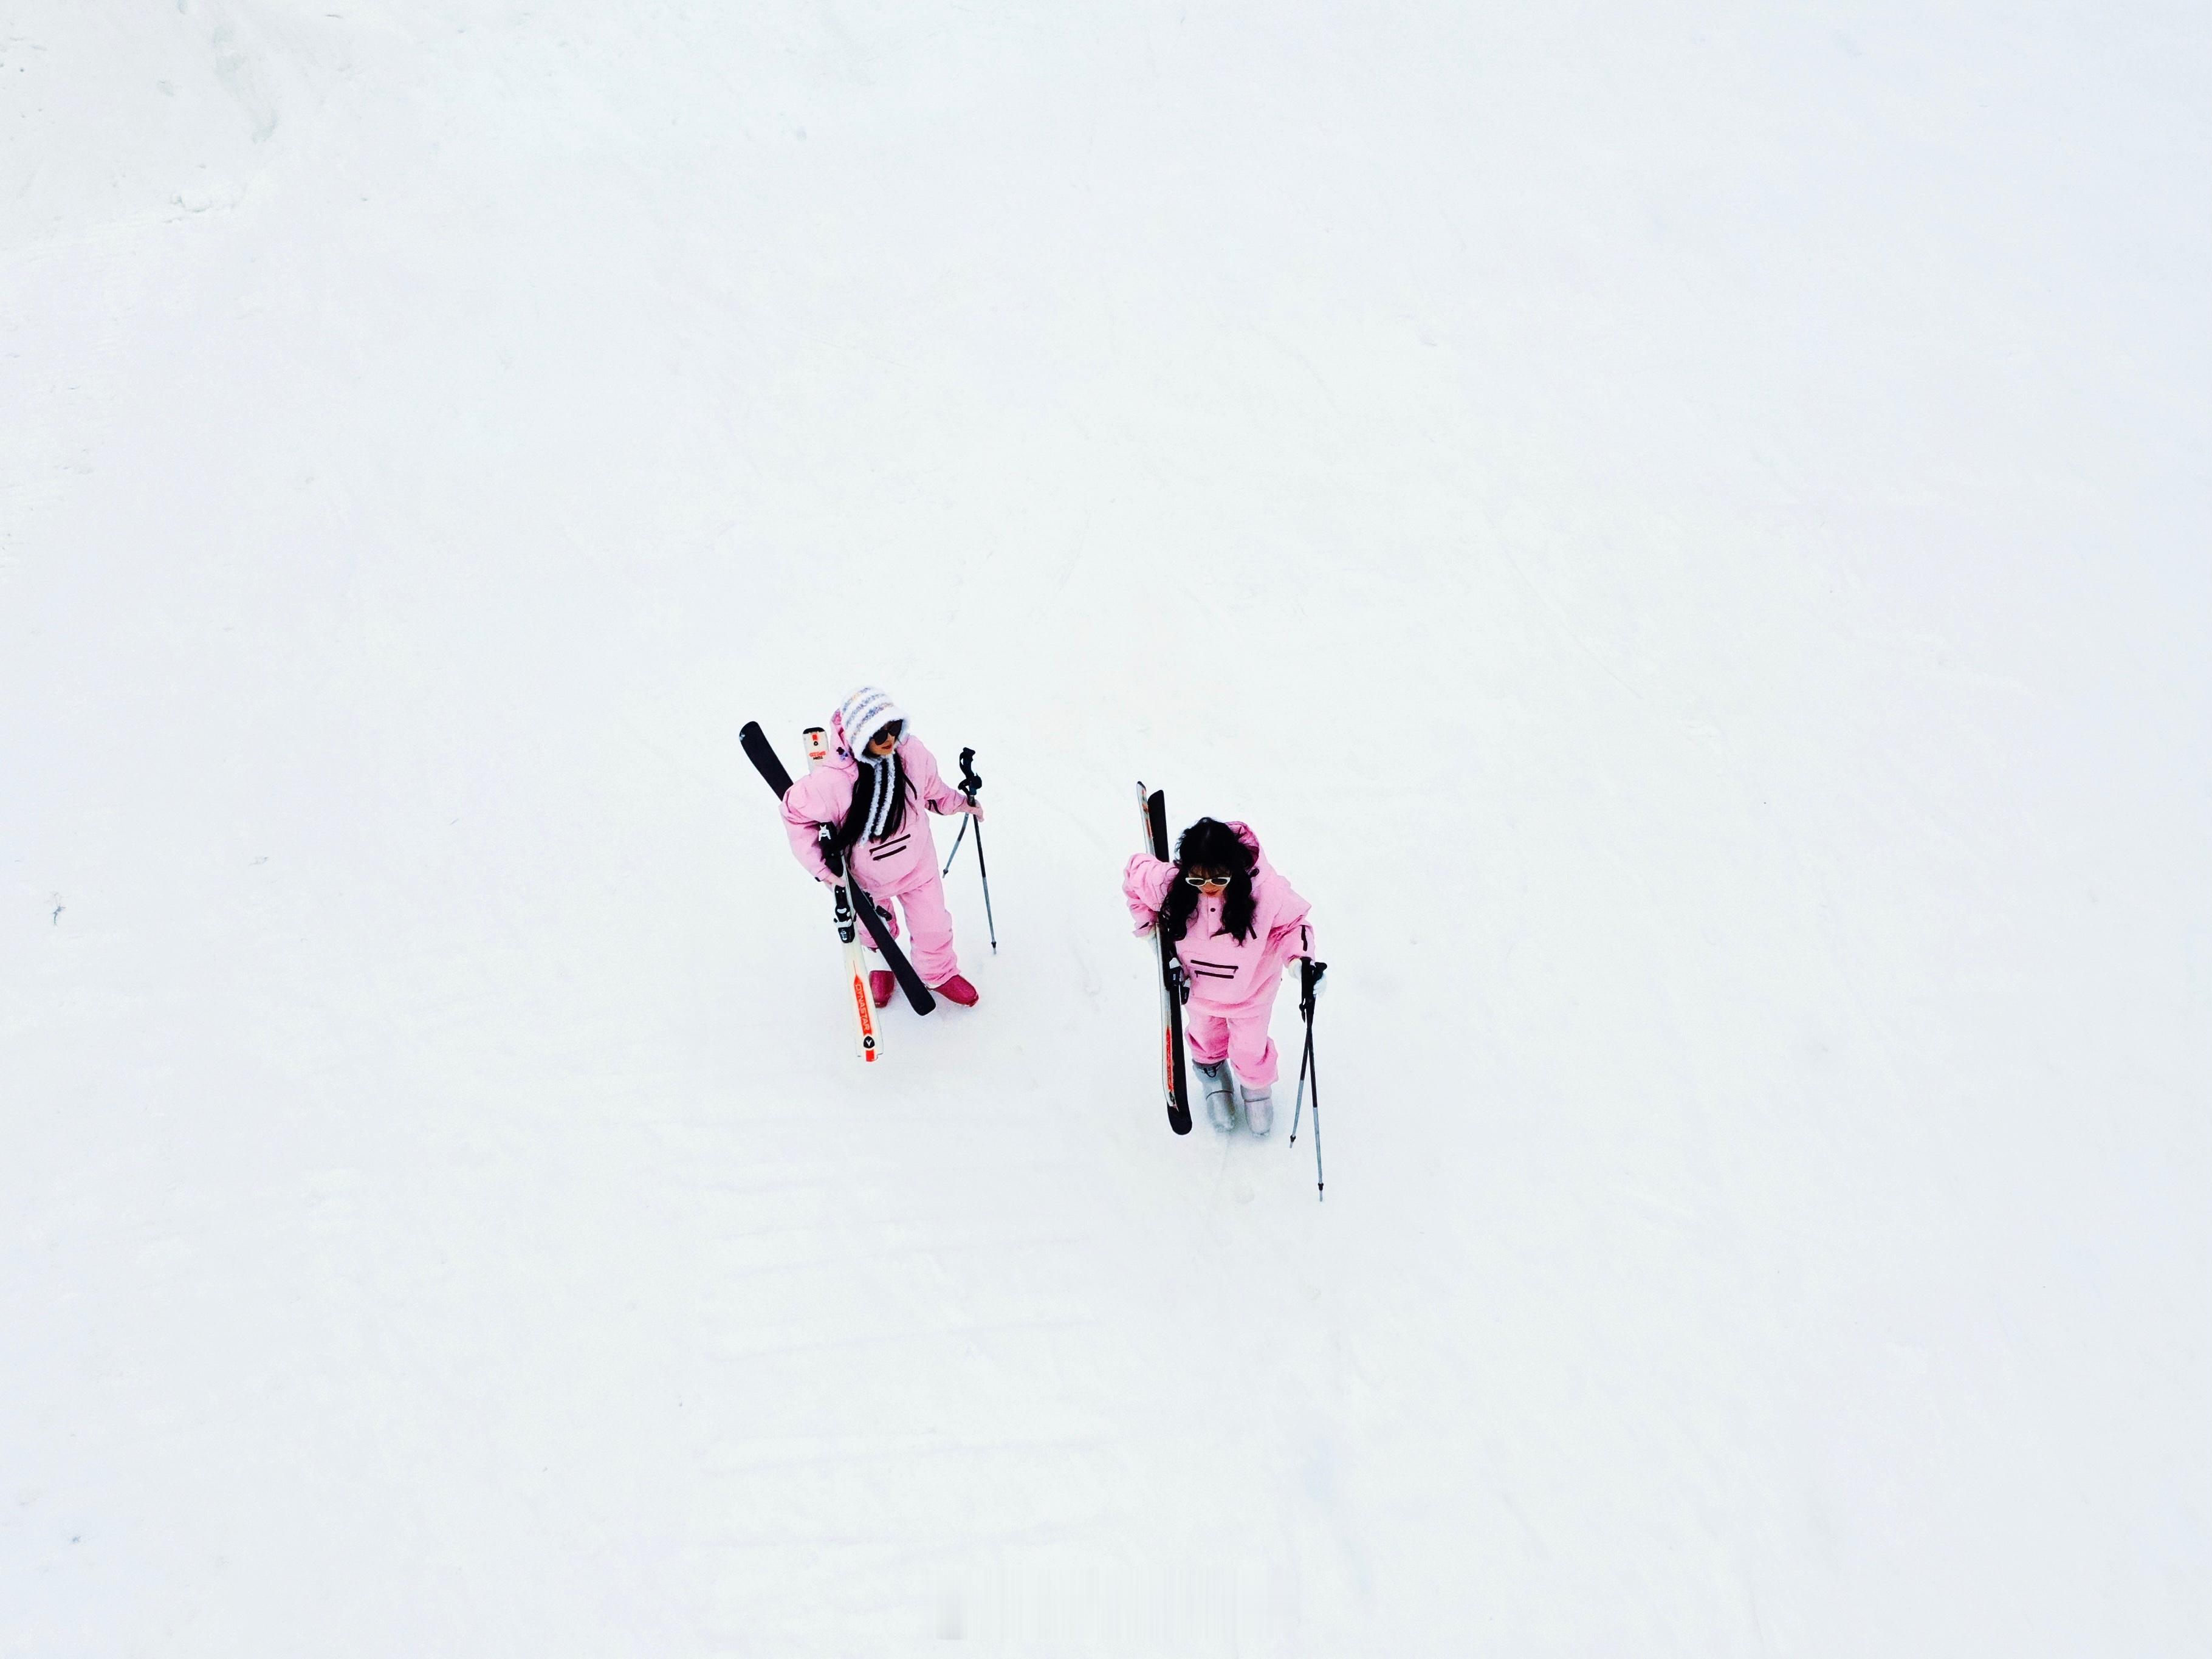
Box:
[1122,822,1313,1014]
[780,715,969,895]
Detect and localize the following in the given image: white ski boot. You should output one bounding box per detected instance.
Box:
[1238,1077,1274,1136]
[1194,1060,1238,1132]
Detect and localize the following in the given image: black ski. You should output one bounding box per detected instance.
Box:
[1139,782,1194,1135]
[741,720,936,1017]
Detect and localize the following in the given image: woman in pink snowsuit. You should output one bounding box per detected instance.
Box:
[780,687,983,1008]
[1124,817,1313,1134]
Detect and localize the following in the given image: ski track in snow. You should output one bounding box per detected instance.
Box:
[5,1,2211,1654]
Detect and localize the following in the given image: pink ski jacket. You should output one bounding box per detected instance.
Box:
[781,723,969,895]
[1122,823,1313,1012]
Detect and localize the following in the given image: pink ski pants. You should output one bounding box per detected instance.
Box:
[856,865,960,987]
[1186,1000,1281,1090]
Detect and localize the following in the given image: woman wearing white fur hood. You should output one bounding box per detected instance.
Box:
[777,687,984,1008]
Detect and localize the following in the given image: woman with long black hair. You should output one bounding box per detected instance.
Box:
[1124,816,1313,1132]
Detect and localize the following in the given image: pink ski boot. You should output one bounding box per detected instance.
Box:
[935,974,979,1007]
[870,970,896,1009]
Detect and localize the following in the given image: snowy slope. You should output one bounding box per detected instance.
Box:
[5,2,2208,1653]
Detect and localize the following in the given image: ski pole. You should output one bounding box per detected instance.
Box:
[939,750,981,874]
[1290,941,1322,1141]
[1307,1001,1324,1202]
[954,746,997,953]
[939,815,970,876]
[1287,958,1327,1200]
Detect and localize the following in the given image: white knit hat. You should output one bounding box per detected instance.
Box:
[834,685,907,758]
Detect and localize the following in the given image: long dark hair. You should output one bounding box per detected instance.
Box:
[831,752,913,853]
[1158,817,1258,946]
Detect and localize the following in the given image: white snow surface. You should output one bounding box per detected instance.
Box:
[5,2,2210,1653]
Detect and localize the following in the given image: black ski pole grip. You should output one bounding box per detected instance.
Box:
[1300,958,1327,1017]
